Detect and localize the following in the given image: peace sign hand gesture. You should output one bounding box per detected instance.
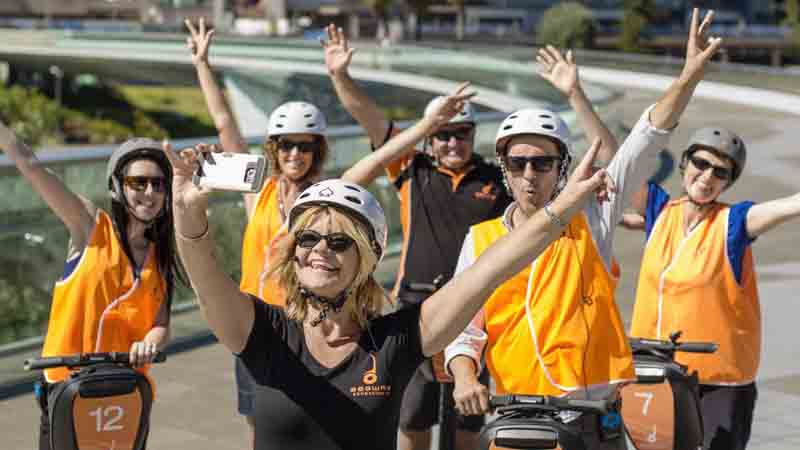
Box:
[680,8,723,83]
[185,18,215,66]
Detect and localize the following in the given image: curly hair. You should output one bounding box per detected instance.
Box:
[262,135,329,181]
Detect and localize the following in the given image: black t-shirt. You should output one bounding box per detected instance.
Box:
[393,153,512,300]
[238,296,425,450]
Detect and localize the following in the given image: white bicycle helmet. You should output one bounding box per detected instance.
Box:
[684,126,746,183]
[289,179,388,262]
[267,101,327,137]
[424,96,476,125]
[494,108,573,198]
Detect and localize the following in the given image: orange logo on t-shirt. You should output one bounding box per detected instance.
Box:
[363,353,378,385]
[350,353,391,398]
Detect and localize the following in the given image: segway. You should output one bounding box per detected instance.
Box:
[25,352,166,450]
[620,332,718,450]
[478,394,619,450]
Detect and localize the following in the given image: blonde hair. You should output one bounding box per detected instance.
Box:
[268,206,388,328]
[263,135,329,181]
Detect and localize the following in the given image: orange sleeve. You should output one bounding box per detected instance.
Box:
[378,123,418,184]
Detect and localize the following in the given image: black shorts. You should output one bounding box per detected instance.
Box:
[699,383,758,450]
[398,360,488,432]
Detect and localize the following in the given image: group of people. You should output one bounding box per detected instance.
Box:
[2,8,798,450]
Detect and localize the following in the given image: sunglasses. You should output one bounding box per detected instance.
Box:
[276,139,320,153]
[295,230,356,253]
[123,176,167,193]
[433,128,473,142]
[505,155,560,173]
[688,155,732,181]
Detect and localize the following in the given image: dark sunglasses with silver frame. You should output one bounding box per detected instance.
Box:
[295,229,356,253]
[123,176,167,193]
[505,155,561,173]
[688,154,732,181]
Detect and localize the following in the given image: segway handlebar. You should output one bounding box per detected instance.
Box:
[629,337,718,354]
[24,352,167,371]
[490,394,613,415]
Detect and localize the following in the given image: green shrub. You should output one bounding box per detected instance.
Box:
[620,0,653,52]
[0,86,61,146]
[537,2,595,49]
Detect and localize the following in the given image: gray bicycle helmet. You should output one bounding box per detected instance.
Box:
[683,127,746,183]
[107,138,171,202]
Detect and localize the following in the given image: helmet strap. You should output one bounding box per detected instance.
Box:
[300,287,349,327]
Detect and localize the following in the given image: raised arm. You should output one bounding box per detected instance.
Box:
[649,9,722,129]
[163,142,253,353]
[341,82,475,186]
[186,19,257,215]
[0,120,95,252]
[419,139,615,355]
[746,193,800,239]
[323,24,391,147]
[537,46,618,164]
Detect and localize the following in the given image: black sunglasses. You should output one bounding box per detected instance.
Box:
[688,155,732,181]
[295,230,356,253]
[123,176,167,193]
[433,128,473,142]
[276,138,320,153]
[505,155,560,173]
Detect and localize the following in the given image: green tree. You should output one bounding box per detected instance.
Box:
[537,2,595,49]
[620,0,653,52]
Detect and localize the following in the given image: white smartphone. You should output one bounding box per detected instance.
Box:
[193,152,267,193]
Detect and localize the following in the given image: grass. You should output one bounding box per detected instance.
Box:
[115,85,217,138]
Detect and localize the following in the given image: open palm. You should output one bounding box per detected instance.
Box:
[537,46,578,97]
[322,24,354,76]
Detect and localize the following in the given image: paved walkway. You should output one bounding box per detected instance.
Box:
[1,69,799,449]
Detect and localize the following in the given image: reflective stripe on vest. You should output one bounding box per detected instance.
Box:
[41,211,165,383]
[472,213,633,396]
[240,177,287,304]
[630,199,760,385]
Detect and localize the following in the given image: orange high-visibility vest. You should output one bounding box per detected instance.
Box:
[472,214,634,396]
[630,198,760,385]
[240,177,287,305]
[41,211,165,383]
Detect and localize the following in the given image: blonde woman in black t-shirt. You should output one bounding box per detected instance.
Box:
[163,91,615,449]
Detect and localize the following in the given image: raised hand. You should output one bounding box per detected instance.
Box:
[537,45,579,98]
[681,8,723,82]
[185,18,215,66]
[161,141,212,214]
[558,138,617,207]
[322,24,355,77]
[426,82,476,128]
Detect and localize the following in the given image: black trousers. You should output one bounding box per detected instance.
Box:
[699,383,758,450]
